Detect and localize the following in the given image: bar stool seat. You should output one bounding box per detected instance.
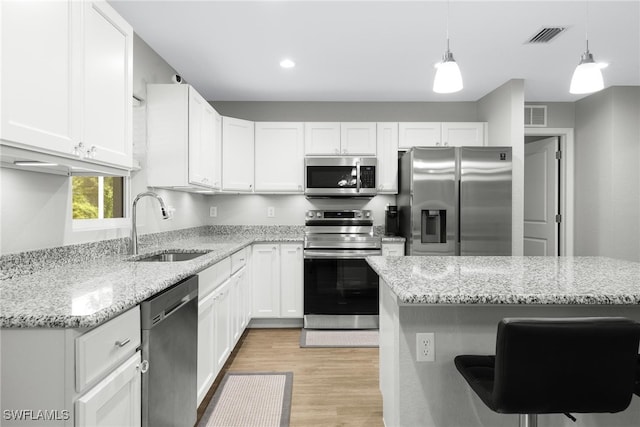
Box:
[455,317,640,425]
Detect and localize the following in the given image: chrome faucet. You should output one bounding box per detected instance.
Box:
[131,191,170,255]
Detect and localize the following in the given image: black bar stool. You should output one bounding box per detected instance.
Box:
[455,317,640,426]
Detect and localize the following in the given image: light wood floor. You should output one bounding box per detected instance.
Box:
[197,328,384,427]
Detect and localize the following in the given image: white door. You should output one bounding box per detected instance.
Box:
[82,0,133,168]
[196,291,216,406]
[212,111,223,190]
[76,351,141,427]
[376,123,399,193]
[188,87,215,187]
[252,244,280,317]
[341,123,377,155]
[280,244,303,318]
[254,122,304,192]
[398,123,441,149]
[304,122,341,155]
[1,0,80,154]
[222,117,255,192]
[524,137,559,255]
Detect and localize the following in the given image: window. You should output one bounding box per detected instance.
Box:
[72,176,128,230]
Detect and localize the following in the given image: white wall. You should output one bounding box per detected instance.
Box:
[0,35,211,254]
[574,86,640,261]
[477,79,525,255]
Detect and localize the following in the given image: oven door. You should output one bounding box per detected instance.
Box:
[303,249,380,317]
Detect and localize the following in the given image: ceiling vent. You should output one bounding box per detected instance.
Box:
[526,27,567,44]
[525,105,547,127]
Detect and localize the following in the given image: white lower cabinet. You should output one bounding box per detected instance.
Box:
[382,242,405,256]
[252,243,303,319]
[196,248,251,406]
[76,351,142,427]
[0,306,142,427]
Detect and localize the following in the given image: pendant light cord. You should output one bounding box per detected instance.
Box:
[585,1,589,51]
[446,0,450,51]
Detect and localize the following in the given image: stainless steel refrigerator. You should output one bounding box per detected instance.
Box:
[398,147,512,256]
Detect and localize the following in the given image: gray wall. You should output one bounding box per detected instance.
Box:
[574,86,640,261]
[477,79,525,255]
[210,101,479,122]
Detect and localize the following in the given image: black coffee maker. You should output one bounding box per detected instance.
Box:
[385,205,399,236]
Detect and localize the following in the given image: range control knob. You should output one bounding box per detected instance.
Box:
[365,212,371,218]
[307,211,314,218]
[316,212,322,218]
[355,212,362,218]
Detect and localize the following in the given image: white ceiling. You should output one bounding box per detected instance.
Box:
[109,1,640,103]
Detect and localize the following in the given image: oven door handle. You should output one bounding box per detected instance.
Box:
[303,250,381,259]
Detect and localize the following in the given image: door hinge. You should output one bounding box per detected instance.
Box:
[555,214,562,223]
[555,151,562,160]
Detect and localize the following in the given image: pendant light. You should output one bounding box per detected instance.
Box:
[569,2,604,94]
[433,0,463,94]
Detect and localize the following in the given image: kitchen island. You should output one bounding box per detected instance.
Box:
[367,256,640,427]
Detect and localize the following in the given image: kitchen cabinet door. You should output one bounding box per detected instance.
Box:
[229,272,242,345]
[398,122,442,149]
[252,244,280,318]
[304,122,341,155]
[197,291,216,406]
[1,0,81,155]
[82,0,133,169]
[76,351,141,427]
[280,244,303,318]
[254,122,304,192]
[222,117,255,192]
[441,122,486,147]
[213,280,232,369]
[212,110,223,190]
[376,123,399,194]
[382,242,405,256]
[188,87,216,187]
[341,123,377,155]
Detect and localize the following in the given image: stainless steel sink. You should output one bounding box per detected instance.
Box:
[134,251,210,262]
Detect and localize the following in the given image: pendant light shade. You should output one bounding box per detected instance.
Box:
[434,49,463,93]
[433,1,462,94]
[569,43,604,94]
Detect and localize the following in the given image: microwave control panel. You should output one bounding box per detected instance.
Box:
[360,166,376,188]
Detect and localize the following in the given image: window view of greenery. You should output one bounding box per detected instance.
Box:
[72,177,124,220]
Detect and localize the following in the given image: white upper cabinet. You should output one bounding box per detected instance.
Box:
[340,123,377,155]
[305,122,377,156]
[399,122,486,149]
[254,122,304,193]
[398,122,442,149]
[1,0,133,170]
[441,122,486,147]
[147,84,217,189]
[212,112,223,190]
[81,1,133,169]
[376,123,399,194]
[304,122,341,155]
[222,117,255,192]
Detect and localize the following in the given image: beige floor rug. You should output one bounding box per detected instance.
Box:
[198,372,293,427]
[299,329,379,348]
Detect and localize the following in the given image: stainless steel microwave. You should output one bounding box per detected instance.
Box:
[305,157,377,197]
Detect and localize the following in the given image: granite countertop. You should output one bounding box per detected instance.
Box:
[0,231,303,329]
[367,256,640,305]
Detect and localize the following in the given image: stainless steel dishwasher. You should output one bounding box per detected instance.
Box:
[141,275,198,427]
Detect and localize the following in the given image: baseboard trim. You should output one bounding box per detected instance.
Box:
[248,318,304,328]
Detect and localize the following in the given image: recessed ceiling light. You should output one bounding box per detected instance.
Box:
[280,59,295,69]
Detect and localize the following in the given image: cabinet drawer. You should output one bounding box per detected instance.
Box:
[76,306,140,393]
[231,248,248,274]
[199,257,231,298]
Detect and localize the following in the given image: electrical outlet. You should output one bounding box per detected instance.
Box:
[267,207,275,218]
[209,206,217,217]
[416,332,435,362]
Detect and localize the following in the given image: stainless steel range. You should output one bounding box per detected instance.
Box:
[303,209,381,329]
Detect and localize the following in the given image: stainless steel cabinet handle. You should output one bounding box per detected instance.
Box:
[115,338,131,347]
[137,359,149,373]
